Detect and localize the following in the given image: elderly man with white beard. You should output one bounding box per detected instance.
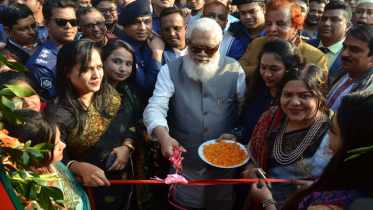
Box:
[143,18,246,210]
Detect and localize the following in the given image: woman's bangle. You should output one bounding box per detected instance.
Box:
[66,160,77,169]
[240,170,250,178]
[124,138,135,144]
[122,143,135,154]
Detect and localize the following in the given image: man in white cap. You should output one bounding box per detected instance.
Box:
[352,0,373,26]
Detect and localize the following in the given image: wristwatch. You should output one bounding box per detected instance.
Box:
[262,199,277,208]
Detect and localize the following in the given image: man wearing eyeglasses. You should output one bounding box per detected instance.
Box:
[117,0,165,100]
[202,1,245,60]
[78,7,117,47]
[144,18,246,210]
[95,0,125,37]
[159,7,188,63]
[151,0,194,36]
[26,0,78,101]
[0,3,39,65]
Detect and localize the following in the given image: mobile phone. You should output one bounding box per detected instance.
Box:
[105,154,116,169]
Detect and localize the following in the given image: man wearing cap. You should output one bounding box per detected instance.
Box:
[228,0,266,49]
[202,1,245,60]
[117,0,165,100]
[193,0,239,32]
[306,1,352,77]
[352,0,373,26]
[159,7,188,64]
[143,18,246,210]
[152,0,195,36]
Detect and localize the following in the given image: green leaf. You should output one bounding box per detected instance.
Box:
[0,88,16,97]
[5,84,35,98]
[32,142,54,151]
[42,186,64,201]
[19,168,27,179]
[30,177,47,186]
[2,146,23,159]
[18,151,30,165]
[0,52,7,62]
[0,100,17,124]
[0,122,3,130]
[26,148,44,163]
[37,187,54,210]
[17,182,31,200]
[24,140,31,149]
[5,61,29,73]
[12,98,22,109]
[12,110,25,125]
[344,153,361,162]
[29,185,37,200]
[1,95,15,111]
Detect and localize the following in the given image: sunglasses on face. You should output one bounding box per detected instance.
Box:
[159,25,184,34]
[98,7,116,15]
[83,21,106,31]
[186,0,200,2]
[189,43,220,56]
[50,18,79,27]
[205,13,227,22]
[12,22,39,33]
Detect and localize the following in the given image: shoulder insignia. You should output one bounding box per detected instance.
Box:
[35,48,51,67]
[40,77,53,89]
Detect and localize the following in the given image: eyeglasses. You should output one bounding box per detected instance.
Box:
[50,18,79,27]
[205,13,226,22]
[83,21,106,31]
[186,0,200,2]
[98,8,116,14]
[159,25,184,33]
[189,43,220,56]
[12,22,39,33]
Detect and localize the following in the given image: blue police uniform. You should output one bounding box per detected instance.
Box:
[117,33,162,98]
[26,39,60,101]
[152,6,195,36]
[228,20,265,49]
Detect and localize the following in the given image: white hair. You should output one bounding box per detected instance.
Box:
[186,18,223,44]
[183,52,221,82]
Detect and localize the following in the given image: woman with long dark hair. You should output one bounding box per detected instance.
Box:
[251,91,373,209]
[44,39,139,210]
[2,109,91,209]
[243,63,333,209]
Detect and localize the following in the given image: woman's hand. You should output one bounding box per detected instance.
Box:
[107,145,131,172]
[69,162,110,187]
[242,164,271,188]
[251,179,273,204]
[292,179,314,192]
[216,133,237,142]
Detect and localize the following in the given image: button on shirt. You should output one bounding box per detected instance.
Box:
[117,33,162,98]
[317,39,344,70]
[26,39,60,101]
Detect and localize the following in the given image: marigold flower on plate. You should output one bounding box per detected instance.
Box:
[202,141,249,167]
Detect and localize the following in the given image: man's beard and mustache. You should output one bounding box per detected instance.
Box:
[182,52,221,82]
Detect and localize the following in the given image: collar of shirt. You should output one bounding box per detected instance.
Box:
[152,9,159,19]
[120,33,142,52]
[243,26,265,39]
[173,46,188,57]
[45,38,61,55]
[8,38,35,54]
[318,38,345,54]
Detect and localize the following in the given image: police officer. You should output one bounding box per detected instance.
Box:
[117,0,165,101]
[228,0,266,49]
[26,0,78,101]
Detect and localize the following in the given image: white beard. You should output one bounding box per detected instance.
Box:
[182,53,221,83]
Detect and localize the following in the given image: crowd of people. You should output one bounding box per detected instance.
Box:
[0,0,373,209]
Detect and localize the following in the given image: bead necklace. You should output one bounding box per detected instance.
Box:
[273,116,324,165]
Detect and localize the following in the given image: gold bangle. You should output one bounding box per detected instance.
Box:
[240,170,249,178]
[124,138,135,144]
[123,143,135,154]
[66,160,77,169]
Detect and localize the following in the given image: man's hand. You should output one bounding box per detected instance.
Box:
[147,31,165,62]
[292,179,314,192]
[153,126,186,158]
[216,133,237,142]
[182,8,192,20]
